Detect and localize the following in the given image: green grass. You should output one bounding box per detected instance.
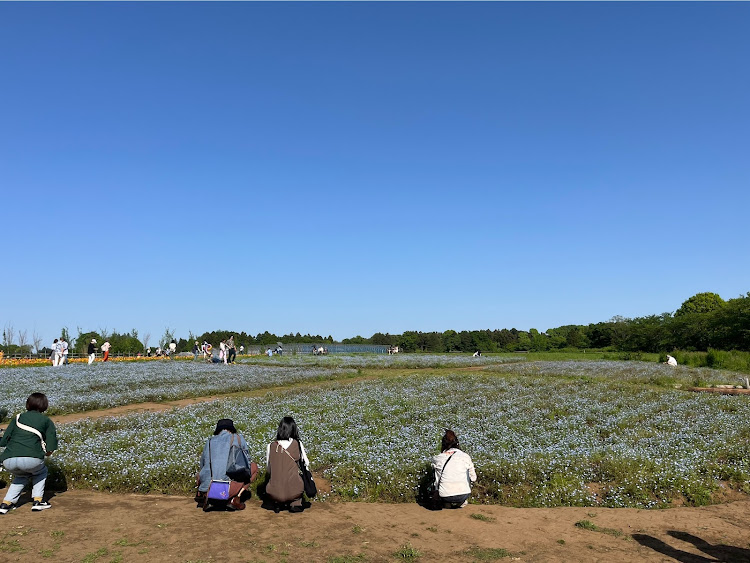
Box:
[469,513,496,522]
[574,520,625,538]
[393,544,422,560]
[464,546,513,560]
[327,554,367,563]
[81,547,109,563]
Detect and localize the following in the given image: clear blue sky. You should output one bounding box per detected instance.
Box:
[2,2,748,346]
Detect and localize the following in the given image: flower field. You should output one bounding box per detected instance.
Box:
[239,353,524,369]
[5,359,748,509]
[0,362,356,415]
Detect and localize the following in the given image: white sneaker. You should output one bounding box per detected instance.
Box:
[0,502,16,514]
[32,500,52,511]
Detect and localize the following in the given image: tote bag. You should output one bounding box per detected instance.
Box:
[226,434,252,482]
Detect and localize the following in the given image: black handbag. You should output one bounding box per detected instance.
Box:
[297,441,317,498]
[226,434,252,482]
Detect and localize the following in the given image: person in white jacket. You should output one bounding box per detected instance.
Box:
[432,429,477,508]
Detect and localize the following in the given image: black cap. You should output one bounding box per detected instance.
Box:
[213,419,237,435]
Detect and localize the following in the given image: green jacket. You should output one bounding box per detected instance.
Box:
[0,411,58,463]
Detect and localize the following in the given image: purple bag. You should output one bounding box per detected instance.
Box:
[207,480,230,501]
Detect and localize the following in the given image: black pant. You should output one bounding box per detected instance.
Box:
[228,348,236,363]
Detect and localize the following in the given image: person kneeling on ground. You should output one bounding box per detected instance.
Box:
[196,418,257,511]
[0,393,58,513]
[265,416,311,513]
[432,429,476,509]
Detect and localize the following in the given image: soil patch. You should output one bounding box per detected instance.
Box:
[1,491,749,562]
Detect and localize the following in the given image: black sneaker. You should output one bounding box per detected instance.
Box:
[32,500,51,511]
[0,502,16,514]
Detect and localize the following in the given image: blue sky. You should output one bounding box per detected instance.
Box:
[2,2,748,345]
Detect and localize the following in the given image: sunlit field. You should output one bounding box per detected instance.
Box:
[2,356,748,509]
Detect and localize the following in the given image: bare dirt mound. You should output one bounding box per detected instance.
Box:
[1,491,749,562]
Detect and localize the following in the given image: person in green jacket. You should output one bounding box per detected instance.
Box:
[0,393,58,513]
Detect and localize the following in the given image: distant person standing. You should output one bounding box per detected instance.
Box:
[61,338,69,365]
[87,339,97,365]
[101,341,111,362]
[239,345,245,355]
[227,335,236,364]
[50,339,60,366]
[192,341,200,361]
[169,340,177,359]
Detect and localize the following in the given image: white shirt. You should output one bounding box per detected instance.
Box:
[432,448,477,497]
[101,342,111,352]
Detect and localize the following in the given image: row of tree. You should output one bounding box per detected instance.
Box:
[342,292,750,353]
[2,292,748,356]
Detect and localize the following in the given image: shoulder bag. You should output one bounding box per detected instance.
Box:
[226,434,252,482]
[280,440,316,498]
[430,452,454,510]
[296,441,317,498]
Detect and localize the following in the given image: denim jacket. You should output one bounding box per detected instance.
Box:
[198,430,250,492]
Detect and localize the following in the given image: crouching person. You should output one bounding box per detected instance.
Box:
[432,429,476,509]
[196,419,257,511]
[265,416,311,513]
[0,393,58,513]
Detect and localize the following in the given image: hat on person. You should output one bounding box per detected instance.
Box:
[92,339,97,343]
[213,419,237,435]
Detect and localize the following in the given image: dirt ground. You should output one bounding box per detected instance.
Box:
[0,490,749,562]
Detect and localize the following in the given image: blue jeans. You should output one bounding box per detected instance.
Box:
[2,457,48,504]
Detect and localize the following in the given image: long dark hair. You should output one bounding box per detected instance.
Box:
[275,416,301,442]
[441,429,460,452]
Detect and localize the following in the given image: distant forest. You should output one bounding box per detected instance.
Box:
[2,292,748,356]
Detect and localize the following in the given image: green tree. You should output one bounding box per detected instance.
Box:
[398,331,419,352]
[75,332,102,355]
[675,292,725,317]
[443,330,461,352]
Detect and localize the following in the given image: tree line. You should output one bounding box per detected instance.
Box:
[342,292,750,353]
[2,292,748,356]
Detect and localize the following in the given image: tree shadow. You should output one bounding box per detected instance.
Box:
[632,531,750,563]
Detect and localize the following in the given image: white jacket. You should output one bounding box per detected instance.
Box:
[432,448,477,497]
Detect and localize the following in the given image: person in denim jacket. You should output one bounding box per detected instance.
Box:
[196,419,257,511]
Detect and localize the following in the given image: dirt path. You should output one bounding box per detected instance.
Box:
[1,490,749,562]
